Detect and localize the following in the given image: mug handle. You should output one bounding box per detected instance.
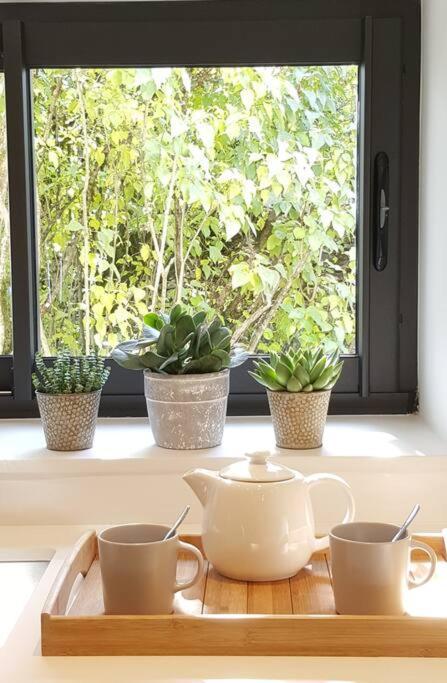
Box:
[304,472,355,552]
[408,540,437,588]
[174,541,205,593]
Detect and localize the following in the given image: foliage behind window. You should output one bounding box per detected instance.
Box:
[32,66,357,357]
[0,76,12,355]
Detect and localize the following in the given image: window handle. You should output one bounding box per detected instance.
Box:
[373,152,390,272]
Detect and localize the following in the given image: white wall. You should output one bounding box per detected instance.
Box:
[419,0,447,440]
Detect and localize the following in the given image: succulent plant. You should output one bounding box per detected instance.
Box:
[32,351,110,394]
[249,346,343,392]
[111,303,248,374]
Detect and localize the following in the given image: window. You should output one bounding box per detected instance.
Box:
[0,0,420,417]
[33,66,357,358]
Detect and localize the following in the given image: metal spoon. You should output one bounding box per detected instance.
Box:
[164,505,191,540]
[391,504,421,542]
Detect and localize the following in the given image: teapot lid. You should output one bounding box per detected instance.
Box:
[220,451,296,483]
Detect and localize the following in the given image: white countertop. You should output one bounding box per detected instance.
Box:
[1,523,447,683]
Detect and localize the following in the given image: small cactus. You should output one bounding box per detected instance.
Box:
[32,351,110,394]
[249,346,343,393]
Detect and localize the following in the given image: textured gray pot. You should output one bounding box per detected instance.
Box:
[144,370,229,450]
[267,389,331,450]
[36,390,101,451]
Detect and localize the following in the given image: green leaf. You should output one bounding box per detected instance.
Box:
[143,313,165,332]
[174,314,195,347]
[95,149,105,166]
[156,324,176,356]
[158,351,180,371]
[140,350,168,371]
[286,376,302,392]
[48,149,59,168]
[192,311,207,326]
[170,304,186,324]
[302,383,313,392]
[142,326,160,341]
[111,345,145,370]
[140,244,150,261]
[248,371,283,391]
[241,88,254,110]
[275,360,291,386]
[310,356,327,383]
[293,363,310,387]
[230,262,251,289]
[312,366,335,390]
[257,264,280,293]
[182,354,222,374]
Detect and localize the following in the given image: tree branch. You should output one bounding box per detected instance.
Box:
[76,71,92,354]
[231,294,271,345]
[247,249,310,352]
[151,155,178,310]
[141,102,160,259]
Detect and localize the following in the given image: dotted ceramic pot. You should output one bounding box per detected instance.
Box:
[144,370,229,450]
[36,390,101,451]
[267,389,331,450]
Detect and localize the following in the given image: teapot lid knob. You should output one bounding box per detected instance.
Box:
[247,451,271,464]
[220,450,296,483]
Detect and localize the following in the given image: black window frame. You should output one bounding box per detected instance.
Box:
[0,0,420,418]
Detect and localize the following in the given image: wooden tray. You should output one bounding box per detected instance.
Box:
[41,532,447,657]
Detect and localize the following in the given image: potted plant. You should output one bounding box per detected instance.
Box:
[33,351,110,451]
[249,346,343,449]
[112,304,247,450]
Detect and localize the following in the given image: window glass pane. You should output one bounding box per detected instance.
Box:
[0,74,12,355]
[33,67,357,356]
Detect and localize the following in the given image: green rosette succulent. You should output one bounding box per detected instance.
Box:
[249,346,343,393]
[32,351,110,394]
[111,303,248,374]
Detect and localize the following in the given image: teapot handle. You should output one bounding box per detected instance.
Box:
[304,473,355,552]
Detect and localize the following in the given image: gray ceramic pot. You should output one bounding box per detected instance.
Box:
[267,389,331,450]
[144,370,229,450]
[36,390,101,451]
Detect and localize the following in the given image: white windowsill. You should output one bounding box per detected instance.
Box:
[1,413,446,477]
[2,414,447,531]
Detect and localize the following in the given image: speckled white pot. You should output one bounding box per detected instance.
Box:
[144,370,229,450]
[267,389,331,450]
[36,390,101,451]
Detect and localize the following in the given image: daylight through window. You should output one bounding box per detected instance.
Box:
[0,74,11,356]
[33,66,358,358]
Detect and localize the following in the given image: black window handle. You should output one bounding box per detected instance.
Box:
[373,152,390,272]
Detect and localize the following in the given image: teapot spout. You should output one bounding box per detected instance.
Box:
[183,468,218,507]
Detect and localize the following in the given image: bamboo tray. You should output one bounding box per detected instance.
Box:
[41,531,447,657]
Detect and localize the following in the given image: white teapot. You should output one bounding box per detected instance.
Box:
[183,451,355,581]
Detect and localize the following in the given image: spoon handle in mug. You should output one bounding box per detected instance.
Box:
[164,505,191,540]
[391,503,421,542]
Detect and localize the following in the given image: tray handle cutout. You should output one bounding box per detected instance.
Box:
[41,531,97,617]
